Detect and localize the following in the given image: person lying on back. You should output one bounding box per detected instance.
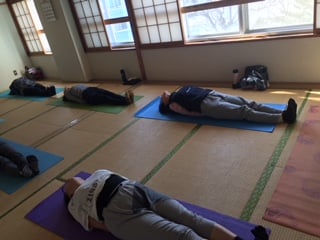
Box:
[63,169,270,240]
[159,86,297,124]
[9,77,56,97]
[63,84,134,105]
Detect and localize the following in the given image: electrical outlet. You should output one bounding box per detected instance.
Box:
[13,70,18,76]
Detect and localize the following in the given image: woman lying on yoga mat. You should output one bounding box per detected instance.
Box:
[63,169,269,240]
[0,141,39,177]
[63,84,134,105]
[159,86,297,124]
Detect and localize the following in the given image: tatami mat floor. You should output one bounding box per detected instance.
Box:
[0,82,319,240]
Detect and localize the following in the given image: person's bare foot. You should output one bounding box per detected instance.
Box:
[125,90,134,104]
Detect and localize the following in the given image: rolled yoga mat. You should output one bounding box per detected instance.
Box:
[264,105,320,237]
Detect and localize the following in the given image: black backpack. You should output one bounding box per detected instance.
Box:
[241,65,269,91]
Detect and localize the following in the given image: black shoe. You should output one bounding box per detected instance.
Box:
[282,98,297,124]
[26,155,40,176]
[288,98,297,111]
[120,69,128,83]
[120,69,141,85]
[251,225,269,240]
[18,163,33,177]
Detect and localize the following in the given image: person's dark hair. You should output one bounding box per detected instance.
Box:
[159,100,171,114]
[62,188,70,206]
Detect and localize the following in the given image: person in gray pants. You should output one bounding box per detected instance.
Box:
[0,141,39,177]
[63,169,269,240]
[159,86,297,124]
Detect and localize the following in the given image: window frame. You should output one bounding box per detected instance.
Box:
[314,0,320,34]
[180,0,316,44]
[180,0,264,12]
[7,0,52,56]
[69,0,137,51]
[69,0,318,52]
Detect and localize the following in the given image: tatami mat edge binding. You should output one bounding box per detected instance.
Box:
[0,101,31,116]
[240,90,311,221]
[56,119,140,180]
[0,105,56,135]
[141,125,201,184]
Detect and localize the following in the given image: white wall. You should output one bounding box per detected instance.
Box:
[0,4,30,91]
[141,37,320,83]
[34,0,92,82]
[30,55,59,80]
[87,50,141,81]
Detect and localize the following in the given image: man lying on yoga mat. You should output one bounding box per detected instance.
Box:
[0,141,39,177]
[159,86,297,124]
[63,169,269,240]
[63,84,134,105]
[9,77,56,97]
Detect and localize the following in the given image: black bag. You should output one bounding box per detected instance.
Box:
[240,65,269,91]
[24,66,44,81]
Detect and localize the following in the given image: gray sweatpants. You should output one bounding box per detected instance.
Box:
[201,91,283,123]
[102,181,216,240]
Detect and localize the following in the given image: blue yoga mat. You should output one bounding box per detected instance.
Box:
[135,97,286,133]
[26,172,271,240]
[0,88,64,102]
[0,138,64,194]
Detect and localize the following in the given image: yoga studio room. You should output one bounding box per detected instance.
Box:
[1,0,320,240]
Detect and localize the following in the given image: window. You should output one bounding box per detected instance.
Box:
[180,0,314,42]
[8,0,52,55]
[70,0,316,51]
[71,0,134,50]
[181,5,240,40]
[132,0,183,45]
[100,0,134,47]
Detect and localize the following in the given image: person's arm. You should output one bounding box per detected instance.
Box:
[88,216,109,232]
[169,102,203,117]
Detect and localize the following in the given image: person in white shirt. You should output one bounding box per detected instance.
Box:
[63,169,269,240]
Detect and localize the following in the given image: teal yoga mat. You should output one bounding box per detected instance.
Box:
[0,88,64,102]
[135,97,286,133]
[0,138,64,194]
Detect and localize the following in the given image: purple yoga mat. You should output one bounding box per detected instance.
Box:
[26,172,271,240]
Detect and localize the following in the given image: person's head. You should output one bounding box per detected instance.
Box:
[62,177,84,205]
[159,90,172,114]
